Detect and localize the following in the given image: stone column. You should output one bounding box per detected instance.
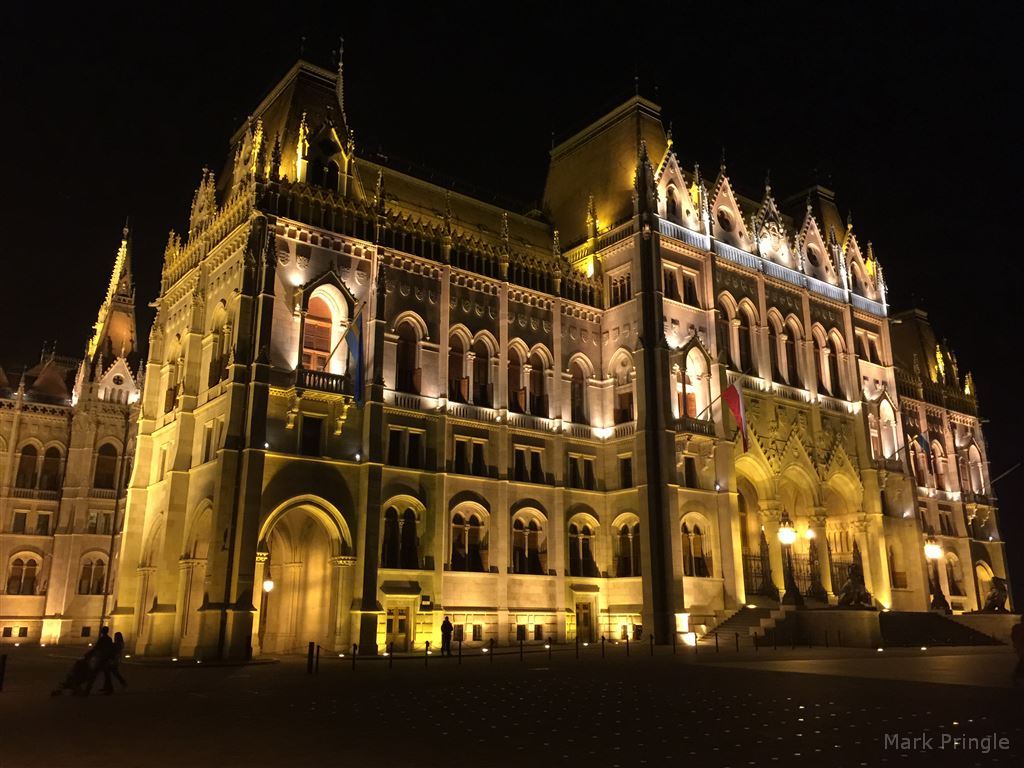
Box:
[808,509,832,599]
[758,501,785,596]
[851,519,875,600]
[330,555,357,650]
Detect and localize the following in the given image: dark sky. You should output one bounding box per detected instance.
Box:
[2,4,1021,594]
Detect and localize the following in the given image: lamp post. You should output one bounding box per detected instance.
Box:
[777,515,803,607]
[924,537,950,613]
[258,565,274,650]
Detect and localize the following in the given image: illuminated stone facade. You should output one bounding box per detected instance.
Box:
[104,60,1009,659]
[0,230,140,645]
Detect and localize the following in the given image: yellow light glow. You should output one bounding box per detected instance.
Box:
[778,524,797,546]
[804,529,816,540]
[924,541,943,560]
[935,345,945,381]
[682,633,697,647]
[263,578,275,593]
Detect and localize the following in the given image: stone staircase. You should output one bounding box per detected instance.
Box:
[879,611,1003,647]
[697,600,794,649]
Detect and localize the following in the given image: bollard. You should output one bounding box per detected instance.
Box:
[351,644,357,671]
[519,638,524,662]
[389,642,394,669]
[458,639,462,665]
[773,631,777,651]
[825,630,829,649]
[692,632,698,657]
[714,632,719,653]
[650,634,654,657]
[489,638,495,663]
[0,653,6,692]
[625,636,630,657]
[548,638,553,661]
[307,642,315,674]
[672,629,677,656]
[575,634,579,660]
[754,633,758,653]
[791,631,796,650]
[425,641,430,668]
[315,644,321,673]
[838,629,842,647]
[601,636,606,658]
[735,632,740,653]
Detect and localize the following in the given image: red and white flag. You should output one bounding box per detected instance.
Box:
[722,383,748,451]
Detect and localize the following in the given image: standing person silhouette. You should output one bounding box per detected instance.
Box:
[83,627,115,695]
[440,616,454,657]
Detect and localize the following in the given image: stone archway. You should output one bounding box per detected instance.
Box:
[254,498,354,655]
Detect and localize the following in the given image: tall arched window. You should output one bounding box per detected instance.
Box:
[737,307,756,373]
[39,447,63,491]
[768,316,783,382]
[682,520,712,577]
[448,334,467,402]
[666,186,679,222]
[813,330,828,392]
[472,338,492,406]
[302,296,333,372]
[931,442,947,491]
[784,320,801,386]
[395,321,421,394]
[615,522,641,577]
[827,333,843,396]
[450,513,485,572]
[611,353,634,425]
[716,301,733,362]
[528,350,548,417]
[93,444,119,489]
[945,553,965,597]
[78,557,106,595]
[570,360,588,424]
[684,348,709,419]
[568,522,599,577]
[381,508,401,568]
[968,446,985,494]
[400,509,419,569]
[508,347,525,413]
[7,557,37,595]
[15,446,38,489]
[878,400,897,460]
[511,515,545,575]
[910,442,929,487]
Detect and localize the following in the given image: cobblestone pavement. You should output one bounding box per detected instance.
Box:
[0,645,1019,768]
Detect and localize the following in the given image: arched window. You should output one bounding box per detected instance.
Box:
[945,553,965,597]
[878,400,897,460]
[511,515,545,575]
[450,513,485,572]
[682,520,712,577]
[77,557,106,595]
[324,160,340,192]
[570,360,588,424]
[611,353,634,425]
[528,350,548,417]
[931,442,947,491]
[716,300,733,362]
[472,338,492,407]
[737,306,756,373]
[968,446,985,495]
[93,444,119,489]
[508,347,525,413]
[15,445,38,489]
[768,315,783,382]
[208,304,231,387]
[39,447,62,491]
[448,334,468,402]
[784,320,802,386]
[813,330,828,392]
[302,296,333,372]
[381,508,400,568]
[395,321,421,394]
[666,186,679,222]
[568,522,599,577]
[400,509,419,569]
[7,557,38,595]
[910,442,929,487]
[615,522,641,577]
[827,333,843,396]
[868,414,882,459]
[684,348,709,419]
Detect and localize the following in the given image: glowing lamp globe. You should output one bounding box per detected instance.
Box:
[263,578,275,593]
[924,541,943,561]
[804,528,816,540]
[777,523,797,546]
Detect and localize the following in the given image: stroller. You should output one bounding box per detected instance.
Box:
[51,656,95,696]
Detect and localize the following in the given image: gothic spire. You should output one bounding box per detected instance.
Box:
[86,224,138,367]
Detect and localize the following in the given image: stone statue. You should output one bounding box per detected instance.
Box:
[836,562,874,608]
[982,577,1009,612]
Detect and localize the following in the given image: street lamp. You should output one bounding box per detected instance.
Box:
[262,577,275,593]
[777,515,804,607]
[924,537,950,613]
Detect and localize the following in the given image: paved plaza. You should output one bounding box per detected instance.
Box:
[0,644,1020,768]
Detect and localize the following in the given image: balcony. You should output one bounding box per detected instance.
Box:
[676,416,715,437]
[89,488,117,500]
[295,367,348,395]
[657,219,710,250]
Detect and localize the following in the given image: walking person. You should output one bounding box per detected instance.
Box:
[440,615,454,657]
[83,626,116,695]
[108,631,128,690]
[1012,615,1024,686]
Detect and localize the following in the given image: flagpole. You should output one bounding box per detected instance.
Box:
[324,301,366,366]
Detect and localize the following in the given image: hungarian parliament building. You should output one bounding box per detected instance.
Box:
[0,58,1012,657]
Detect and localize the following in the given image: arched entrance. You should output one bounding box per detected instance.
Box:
[254,497,353,655]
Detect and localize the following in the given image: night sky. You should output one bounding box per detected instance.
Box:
[2,5,1021,594]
